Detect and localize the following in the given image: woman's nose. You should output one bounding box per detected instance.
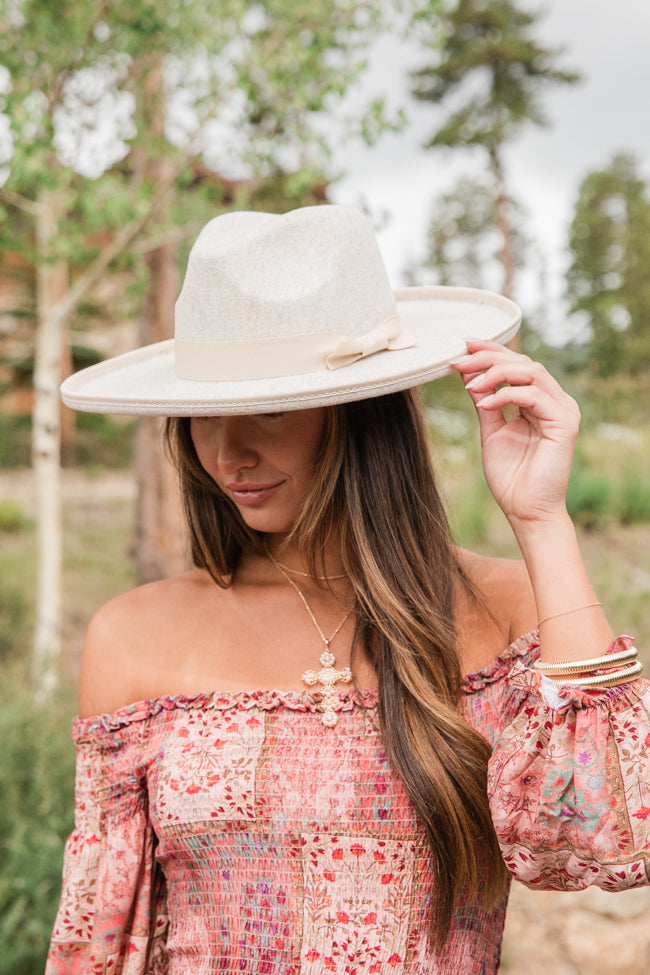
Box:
[215,417,257,472]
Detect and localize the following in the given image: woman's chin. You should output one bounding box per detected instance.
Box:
[237,509,296,536]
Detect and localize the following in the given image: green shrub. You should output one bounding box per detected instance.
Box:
[617,466,650,525]
[0,499,32,533]
[75,412,135,469]
[0,414,31,467]
[0,664,76,974]
[0,548,33,662]
[566,465,614,529]
[0,584,30,661]
[0,413,135,469]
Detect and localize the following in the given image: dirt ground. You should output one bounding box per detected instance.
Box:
[3,468,650,973]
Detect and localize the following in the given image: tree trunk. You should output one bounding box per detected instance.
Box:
[32,186,66,695]
[489,144,520,351]
[60,296,76,468]
[135,239,186,584]
[133,53,186,584]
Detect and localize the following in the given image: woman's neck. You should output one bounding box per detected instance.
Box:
[263,533,347,583]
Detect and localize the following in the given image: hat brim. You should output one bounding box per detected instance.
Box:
[61,286,521,415]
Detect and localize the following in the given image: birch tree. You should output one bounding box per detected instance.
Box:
[0,0,413,691]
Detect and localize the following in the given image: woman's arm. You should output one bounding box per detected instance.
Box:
[451,339,615,665]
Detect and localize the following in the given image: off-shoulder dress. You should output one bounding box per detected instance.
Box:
[46,633,650,974]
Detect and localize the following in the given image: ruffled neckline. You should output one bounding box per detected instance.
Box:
[73,631,540,737]
[75,688,379,736]
[460,629,539,691]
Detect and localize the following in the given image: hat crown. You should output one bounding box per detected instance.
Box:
[175,205,396,344]
[60,202,522,416]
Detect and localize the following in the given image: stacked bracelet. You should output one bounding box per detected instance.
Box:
[534,645,642,688]
[548,661,643,688]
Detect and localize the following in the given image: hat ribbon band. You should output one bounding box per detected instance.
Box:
[175,306,414,382]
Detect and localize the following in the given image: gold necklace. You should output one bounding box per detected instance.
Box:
[266,550,354,727]
[271,555,348,582]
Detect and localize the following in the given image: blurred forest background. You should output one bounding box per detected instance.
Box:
[1,0,649,971]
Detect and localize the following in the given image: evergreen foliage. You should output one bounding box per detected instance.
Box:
[418,173,528,291]
[566,152,650,376]
[411,0,579,153]
[410,0,579,300]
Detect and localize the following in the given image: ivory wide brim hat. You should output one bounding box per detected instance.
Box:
[61,205,521,415]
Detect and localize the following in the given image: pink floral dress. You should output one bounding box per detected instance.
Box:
[46,633,650,974]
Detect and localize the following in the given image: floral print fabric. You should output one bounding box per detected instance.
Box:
[46,633,650,974]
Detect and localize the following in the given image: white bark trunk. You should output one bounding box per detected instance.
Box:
[32,187,66,697]
[489,145,519,352]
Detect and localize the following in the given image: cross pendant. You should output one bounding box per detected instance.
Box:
[302,645,353,727]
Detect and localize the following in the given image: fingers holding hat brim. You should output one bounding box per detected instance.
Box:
[60,290,522,415]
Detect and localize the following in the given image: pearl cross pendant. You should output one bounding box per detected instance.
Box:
[302,647,353,727]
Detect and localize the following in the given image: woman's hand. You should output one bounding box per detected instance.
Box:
[451,339,581,530]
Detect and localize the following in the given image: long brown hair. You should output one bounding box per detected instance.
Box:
[165,390,508,946]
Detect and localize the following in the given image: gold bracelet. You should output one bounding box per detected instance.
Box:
[537,602,601,628]
[549,660,643,688]
[533,646,638,673]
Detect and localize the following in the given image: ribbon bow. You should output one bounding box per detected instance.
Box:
[325,306,414,370]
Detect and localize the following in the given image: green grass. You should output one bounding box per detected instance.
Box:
[0,476,135,970]
[618,466,650,525]
[0,661,76,975]
[62,492,135,666]
[0,579,30,661]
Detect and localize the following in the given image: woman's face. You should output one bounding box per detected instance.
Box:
[190,408,328,534]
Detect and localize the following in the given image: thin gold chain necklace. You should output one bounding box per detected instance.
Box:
[266,549,354,727]
[271,556,347,581]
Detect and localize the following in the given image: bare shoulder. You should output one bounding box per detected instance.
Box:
[455,549,537,674]
[78,569,213,719]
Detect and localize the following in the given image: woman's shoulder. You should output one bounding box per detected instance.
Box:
[455,549,537,674]
[84,568,214,640]
[77,569,217,718]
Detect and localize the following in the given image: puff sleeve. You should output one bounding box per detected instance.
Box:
[484,636,650,891]
[46,711,169,974]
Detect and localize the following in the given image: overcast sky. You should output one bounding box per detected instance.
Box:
[4,0,647,341]
[329,0,650,338]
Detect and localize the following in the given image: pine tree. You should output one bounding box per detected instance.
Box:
[418,173,528,291]
[411,0,578,302]
[567,153,650,376]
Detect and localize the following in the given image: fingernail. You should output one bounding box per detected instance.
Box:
[477,394,495,407]
[465,375,483,389]
[450,355,473,365]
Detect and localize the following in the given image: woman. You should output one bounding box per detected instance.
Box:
[48,205,649,974]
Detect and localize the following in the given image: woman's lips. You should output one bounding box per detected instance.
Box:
[226,481,284,505]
